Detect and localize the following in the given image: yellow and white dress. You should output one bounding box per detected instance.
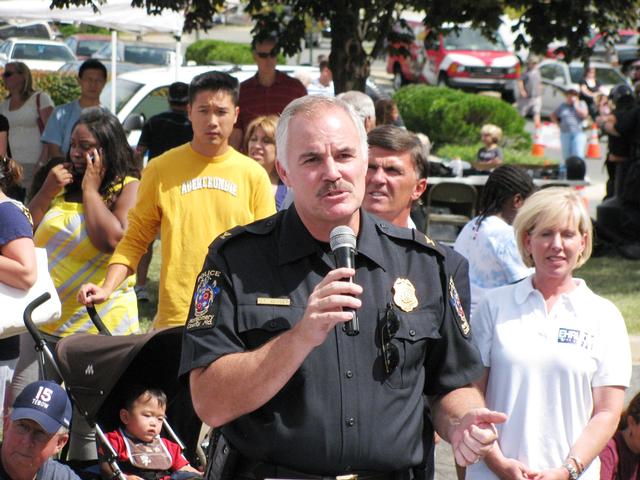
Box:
[34,177,139,337]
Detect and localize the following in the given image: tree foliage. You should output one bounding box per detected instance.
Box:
[51,0,640,90]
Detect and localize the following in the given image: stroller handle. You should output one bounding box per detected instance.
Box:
[23,293,64,380]
[23,292,52,343]
[86,305,112,336]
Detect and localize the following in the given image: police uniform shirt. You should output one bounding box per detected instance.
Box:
[180,207,483,474]
[615,105,640,144]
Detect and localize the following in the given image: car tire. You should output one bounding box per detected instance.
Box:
[501,89,515,104]
[437,73,449,88]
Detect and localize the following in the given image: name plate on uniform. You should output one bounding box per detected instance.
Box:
[256,297,291,306]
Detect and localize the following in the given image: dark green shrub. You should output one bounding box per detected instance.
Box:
[0,71,80,106]
[394,85,531,150]
[186,39,286,65]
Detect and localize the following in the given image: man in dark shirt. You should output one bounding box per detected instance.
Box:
[1,381,79,480]
[134,81,193,301]
[136,81,193,162]
[181,95,506,479]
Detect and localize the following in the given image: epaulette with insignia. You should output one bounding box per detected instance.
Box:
[377,221,445,256]
[210,214,279,252]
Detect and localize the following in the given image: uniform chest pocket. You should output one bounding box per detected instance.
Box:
[237,304,304,350]
[382,307,442,389]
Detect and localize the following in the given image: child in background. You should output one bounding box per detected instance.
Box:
[474,124,504,171]
[100,386,201,480]
[600,391,640,480]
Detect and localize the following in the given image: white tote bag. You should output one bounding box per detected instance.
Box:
[0,247,61,339]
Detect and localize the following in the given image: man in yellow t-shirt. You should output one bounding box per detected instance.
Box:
[78,71,275,329]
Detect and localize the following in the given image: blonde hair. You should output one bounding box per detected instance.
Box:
[243,115,278,153]
[513,187,592,268]
[4,62,35,102]
[480,124,503,144]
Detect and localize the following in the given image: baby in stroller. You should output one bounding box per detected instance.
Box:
[99,385,201,480]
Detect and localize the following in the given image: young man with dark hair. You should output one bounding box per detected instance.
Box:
[41,58,107,158]
[230,32,307,150]
[78,71,275,330]
[134,81,194,302]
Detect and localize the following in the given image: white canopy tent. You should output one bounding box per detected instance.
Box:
[0,0,185,110]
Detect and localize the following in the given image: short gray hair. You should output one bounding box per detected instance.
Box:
[276,95,368,170]
[336,91,375,124]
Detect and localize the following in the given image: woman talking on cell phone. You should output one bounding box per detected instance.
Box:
[10,107,140,460]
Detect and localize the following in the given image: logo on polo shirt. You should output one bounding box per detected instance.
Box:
[557,328,594,351]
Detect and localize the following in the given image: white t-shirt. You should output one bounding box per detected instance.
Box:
[454,215,531,318]
[466,276,631,480]
[0,92,53,167]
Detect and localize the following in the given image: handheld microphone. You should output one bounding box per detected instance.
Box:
[329,225,359,336]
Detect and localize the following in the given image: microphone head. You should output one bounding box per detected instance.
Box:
[329,225,357,252]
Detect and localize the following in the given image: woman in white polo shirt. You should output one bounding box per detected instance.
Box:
[466,187,631,480]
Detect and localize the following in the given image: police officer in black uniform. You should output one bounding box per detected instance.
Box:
[179,96,506,479]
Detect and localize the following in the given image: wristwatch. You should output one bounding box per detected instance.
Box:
[562,461,579,480]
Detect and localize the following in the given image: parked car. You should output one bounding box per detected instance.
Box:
[589,30,640,71]
[0,21,58,41]
[105,64,387,146]
[0,37,76,71]
[538,59,629,117]
[65,34,111,60]
[92,41,176,66]
[387,21,520,101]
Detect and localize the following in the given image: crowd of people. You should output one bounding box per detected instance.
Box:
[0,31,636,480]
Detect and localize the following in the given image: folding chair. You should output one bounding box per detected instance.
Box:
[425,182,478,244]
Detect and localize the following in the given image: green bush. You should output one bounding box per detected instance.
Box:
[436,143,553,167]
[0,71,80,106]
[185,39,286,65]
[394,85,531,151]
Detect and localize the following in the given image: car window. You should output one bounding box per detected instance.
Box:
[624,34,639,45]
[12,43,74,62]
[129,87,170,119]
[540,64,565,83]
[77,40,109,58]
[442,28,506,51]
[24,24,49,38]
[123,46,171,65]
[100,78,145,115]
[595,67,626,85]
[569,66,583,83]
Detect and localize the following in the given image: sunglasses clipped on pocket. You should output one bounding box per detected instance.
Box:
[380,303,400,374]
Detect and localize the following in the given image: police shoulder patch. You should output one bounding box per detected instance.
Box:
[186,269,223,331]
[448,276,470,338]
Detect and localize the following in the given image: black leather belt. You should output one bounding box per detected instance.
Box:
[233,460,413,480]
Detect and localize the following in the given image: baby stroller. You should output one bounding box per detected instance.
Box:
[23,294,203,480]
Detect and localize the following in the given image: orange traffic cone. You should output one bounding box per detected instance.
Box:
[531,122,544,157]
[586,124,601,159]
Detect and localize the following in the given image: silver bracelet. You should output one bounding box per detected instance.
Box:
[562,461,579,480]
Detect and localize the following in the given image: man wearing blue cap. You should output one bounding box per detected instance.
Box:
[1,380,80,480]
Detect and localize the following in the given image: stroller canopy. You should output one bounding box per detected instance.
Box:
[55,327,184,429]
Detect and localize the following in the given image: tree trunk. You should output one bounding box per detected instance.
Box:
[328,5,370,94]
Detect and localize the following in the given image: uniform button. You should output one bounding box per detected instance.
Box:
[268,321,277,329]
[345,466,352,472]
[345,370,353,379]
[346,417,355,427]
[409,329,416,337]
[266,220,274,226]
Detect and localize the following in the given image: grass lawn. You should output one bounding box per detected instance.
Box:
[578,255,640,334]
[138,242,640,334]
